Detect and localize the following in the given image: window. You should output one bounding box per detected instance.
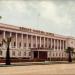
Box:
[55,46,57,49]
[45,45,47,48]
[14,42,16,47]
[38,44,40,48]
[41,45,44,48]
[53,53,54,56]
[52,45,54,49]
[72,54,73,56]
[24,43,26,47]
[49,45,51,48]
[29,43,31,48]
[29,52,31,56]
[62,53,63,57]
[0,50,2,55]
[0,43,2,47]
[33,44,36,48]
[12,51,15,56]
[58,46,60,49]
[19,42,21,48]
[61,40,63,49]
[18,51,21,56]
[56,53,57,56]
[24,52,26,56]
[59,53,60,56]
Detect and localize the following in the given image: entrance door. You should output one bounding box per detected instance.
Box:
[39,51,47,60]
[33,51,47,60]
[34,51,38,59]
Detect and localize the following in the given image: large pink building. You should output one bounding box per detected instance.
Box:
[0,23,75,62]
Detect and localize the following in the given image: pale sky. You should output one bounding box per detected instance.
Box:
[0,0,75,36]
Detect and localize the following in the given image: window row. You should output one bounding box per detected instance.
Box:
[12,41,66,49]
[50,53,67,57]
[0,50,31,56]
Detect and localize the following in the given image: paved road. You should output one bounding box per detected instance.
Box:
[0,63,75,75]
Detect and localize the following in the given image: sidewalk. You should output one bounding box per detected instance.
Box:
[0,61,74,67]
[0,62,75,75]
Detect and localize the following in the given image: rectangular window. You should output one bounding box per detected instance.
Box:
[56,53,57,56]
[19,42,21,48]
[45,45,47,48]
[29,43,31,48]
[18,51,21,56]
[49,45,51,48]
[38,44,40,48]
[41,45,44,48]
[0,50,2,55]
[62,53,63,57]
[12,51,15,56]
[24,52,26,56]
[33,44,36,48]
[53,53,54,56]
[0,43,2,47]
[24,43,26,47]
[59,53,60,56]
[14,42,16,47]
[29,52,31,56]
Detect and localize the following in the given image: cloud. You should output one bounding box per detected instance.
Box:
[0,0,75,36]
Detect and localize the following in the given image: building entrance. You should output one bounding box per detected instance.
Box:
[33,51,47,60]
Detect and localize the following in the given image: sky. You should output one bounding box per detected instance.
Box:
[0,0,75,37]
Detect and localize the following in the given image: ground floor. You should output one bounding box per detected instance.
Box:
[0,50,68,63]
[0,48,75,62]
[0,63,75,75]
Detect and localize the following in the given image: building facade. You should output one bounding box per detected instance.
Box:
[0,23,75,62]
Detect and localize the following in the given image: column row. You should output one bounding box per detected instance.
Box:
[1,31,66,50]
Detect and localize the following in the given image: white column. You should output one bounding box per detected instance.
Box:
[31,35,33,48]
[60,40,61,50]
[47,38,48,48]
[10,32,12,37]
[63,40,64,50]
[54,39,55,50]
[51,38,52,49]
[48,38,50,48]
[21,34,23,49]
[10,32,12,48]
[44,37,45,48]
[16,33,17,48]
[36,36,37,48]
[3,31,5,39]
[57,40,59,51]
[65,41,67,49]
[26,34,28,49]
[40,37,41,47]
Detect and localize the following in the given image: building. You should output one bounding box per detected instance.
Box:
[0,23,75,62]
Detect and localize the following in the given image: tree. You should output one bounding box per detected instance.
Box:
[65,47,74,62]
[2,37,12,65]
[0,16,2,19]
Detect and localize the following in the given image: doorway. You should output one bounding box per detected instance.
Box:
[33,51,47,60]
